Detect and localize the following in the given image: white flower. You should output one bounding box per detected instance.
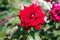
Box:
[38,0,52,10]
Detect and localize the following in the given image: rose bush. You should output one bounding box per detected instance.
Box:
[1,0,60,40]
[18,4,46,31]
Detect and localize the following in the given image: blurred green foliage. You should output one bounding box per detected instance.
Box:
[0,0,60,40]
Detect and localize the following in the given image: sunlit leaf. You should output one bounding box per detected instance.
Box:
[34,32,42,40]
[26,35,34,40]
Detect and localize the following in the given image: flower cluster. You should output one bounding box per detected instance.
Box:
[18,0,60,31]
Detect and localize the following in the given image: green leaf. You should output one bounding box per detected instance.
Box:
[26,35,34,40]
[7,16,20,25]
[45,24,51,30]
[0,32,6,38]
[57,0,60,2]
[15,0,20,2]
[0,37,4,40]
[48,21,55,26]
[34,32,42,40]
[6,26,18,35]
[53,30,60,36]
[56,23,60,29]
[0,25,3,31]
[0,27,6,40]
[0,11,8,20]
[57,37,60,40]
[20,0,31,7]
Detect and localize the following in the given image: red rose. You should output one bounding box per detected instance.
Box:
[45,0,50,2]
[18,4,46,31]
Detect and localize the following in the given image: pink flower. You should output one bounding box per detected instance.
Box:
[50,3,60,22]
[18,4,46,31]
